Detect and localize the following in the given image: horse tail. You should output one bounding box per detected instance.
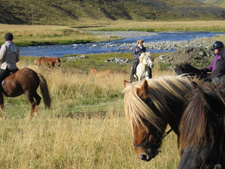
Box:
[38,73,51,109]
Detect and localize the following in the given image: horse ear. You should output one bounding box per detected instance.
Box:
[137,80,149,99]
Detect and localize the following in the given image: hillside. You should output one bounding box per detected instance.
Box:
[190,0,225,7]
[1,0,225,25]
[205,0,225,7]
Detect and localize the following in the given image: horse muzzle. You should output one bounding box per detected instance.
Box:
[149,64,154,68]
[139,149,160,162]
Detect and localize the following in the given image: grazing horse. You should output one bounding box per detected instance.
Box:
[34,57,61,68]
[0,68,51,119]
[135,52,154,81]
[123,76,195,162]
[174,63,210,81]
[178,82,225,168]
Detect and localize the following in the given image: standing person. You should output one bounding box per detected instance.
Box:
[0,33,19,104]
[129,39,151,82]
[0,32,19,81]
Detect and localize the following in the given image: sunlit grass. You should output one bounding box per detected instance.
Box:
[0,58,179,169]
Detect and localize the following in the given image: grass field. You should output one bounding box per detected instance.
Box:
[0,21,224,168]
[0,56,180,169]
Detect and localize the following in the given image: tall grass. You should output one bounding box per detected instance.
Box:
[0,60,179,169]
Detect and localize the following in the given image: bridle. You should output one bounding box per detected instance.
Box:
[133,125,173,149]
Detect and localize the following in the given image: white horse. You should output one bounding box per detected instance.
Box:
[135,52,154,81]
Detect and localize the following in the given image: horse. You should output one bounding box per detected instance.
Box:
[123,77,225,168]
[178,81,225,168]
[0,68,51,120]
[123,76,196,162]
[34,57,61,68]
[174,63,210,81]
[135,52,154,81]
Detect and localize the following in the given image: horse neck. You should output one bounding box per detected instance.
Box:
[164,97,184,135]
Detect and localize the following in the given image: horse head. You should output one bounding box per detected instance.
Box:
[54,57,61,67]
[124,80,169,161]
[123,77,195,162]
[139,52,154,68]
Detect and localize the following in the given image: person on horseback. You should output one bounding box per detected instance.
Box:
[202,41,225,84]
[0,32,19,103]
[129,39,151,82]
[202,41,224,74]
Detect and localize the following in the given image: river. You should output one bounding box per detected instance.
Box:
[19,31,224,57]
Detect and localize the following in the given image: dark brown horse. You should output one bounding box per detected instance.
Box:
[174,63,210,81]
[0,68,51,119]
[178,82,225,168]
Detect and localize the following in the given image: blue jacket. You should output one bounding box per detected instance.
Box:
[132,45,146,63]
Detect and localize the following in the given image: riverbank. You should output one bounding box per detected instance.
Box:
[1,21,225,47]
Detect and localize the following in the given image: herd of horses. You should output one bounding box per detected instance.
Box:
[124,62,225,168]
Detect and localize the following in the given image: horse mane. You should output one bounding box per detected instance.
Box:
[139,53,145,63]
[179,81,225,153]
[139,52,152,63]
[123,76,194,132]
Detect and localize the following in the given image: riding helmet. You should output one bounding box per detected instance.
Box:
[211,41,224,51]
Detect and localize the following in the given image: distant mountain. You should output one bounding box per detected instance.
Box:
[1,0,225,25]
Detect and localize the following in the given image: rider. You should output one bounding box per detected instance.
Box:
[129,39,151,83]
[202,41,224,74]
[202,41,225,84]
[0,32,19,103]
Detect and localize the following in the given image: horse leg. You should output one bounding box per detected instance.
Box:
[25,91,36,119]
[33,92,41,115]
[145,71,150,80]
[0,93,6,120]
[0,104,6,120]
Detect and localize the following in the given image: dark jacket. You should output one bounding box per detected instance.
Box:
[132,45,146,63]
[211,48,225,79]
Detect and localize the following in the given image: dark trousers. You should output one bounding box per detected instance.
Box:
[129,62,139,82]
[129,62,152,82]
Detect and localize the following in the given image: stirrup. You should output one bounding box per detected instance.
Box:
[214,164,222,169]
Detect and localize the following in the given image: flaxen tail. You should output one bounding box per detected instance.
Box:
[38,73,51,108]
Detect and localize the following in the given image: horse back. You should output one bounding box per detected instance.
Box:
[2,68,39,97]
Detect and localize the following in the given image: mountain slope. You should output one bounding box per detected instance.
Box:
[190,0,225,7]
[1,0,225,25]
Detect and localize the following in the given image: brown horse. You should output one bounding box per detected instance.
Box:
[123,77,225,168]
[0,68,51,119]
[123,76,195,162]
[34,57,61,68]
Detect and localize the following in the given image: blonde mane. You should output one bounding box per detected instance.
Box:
[123,76,194,132]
